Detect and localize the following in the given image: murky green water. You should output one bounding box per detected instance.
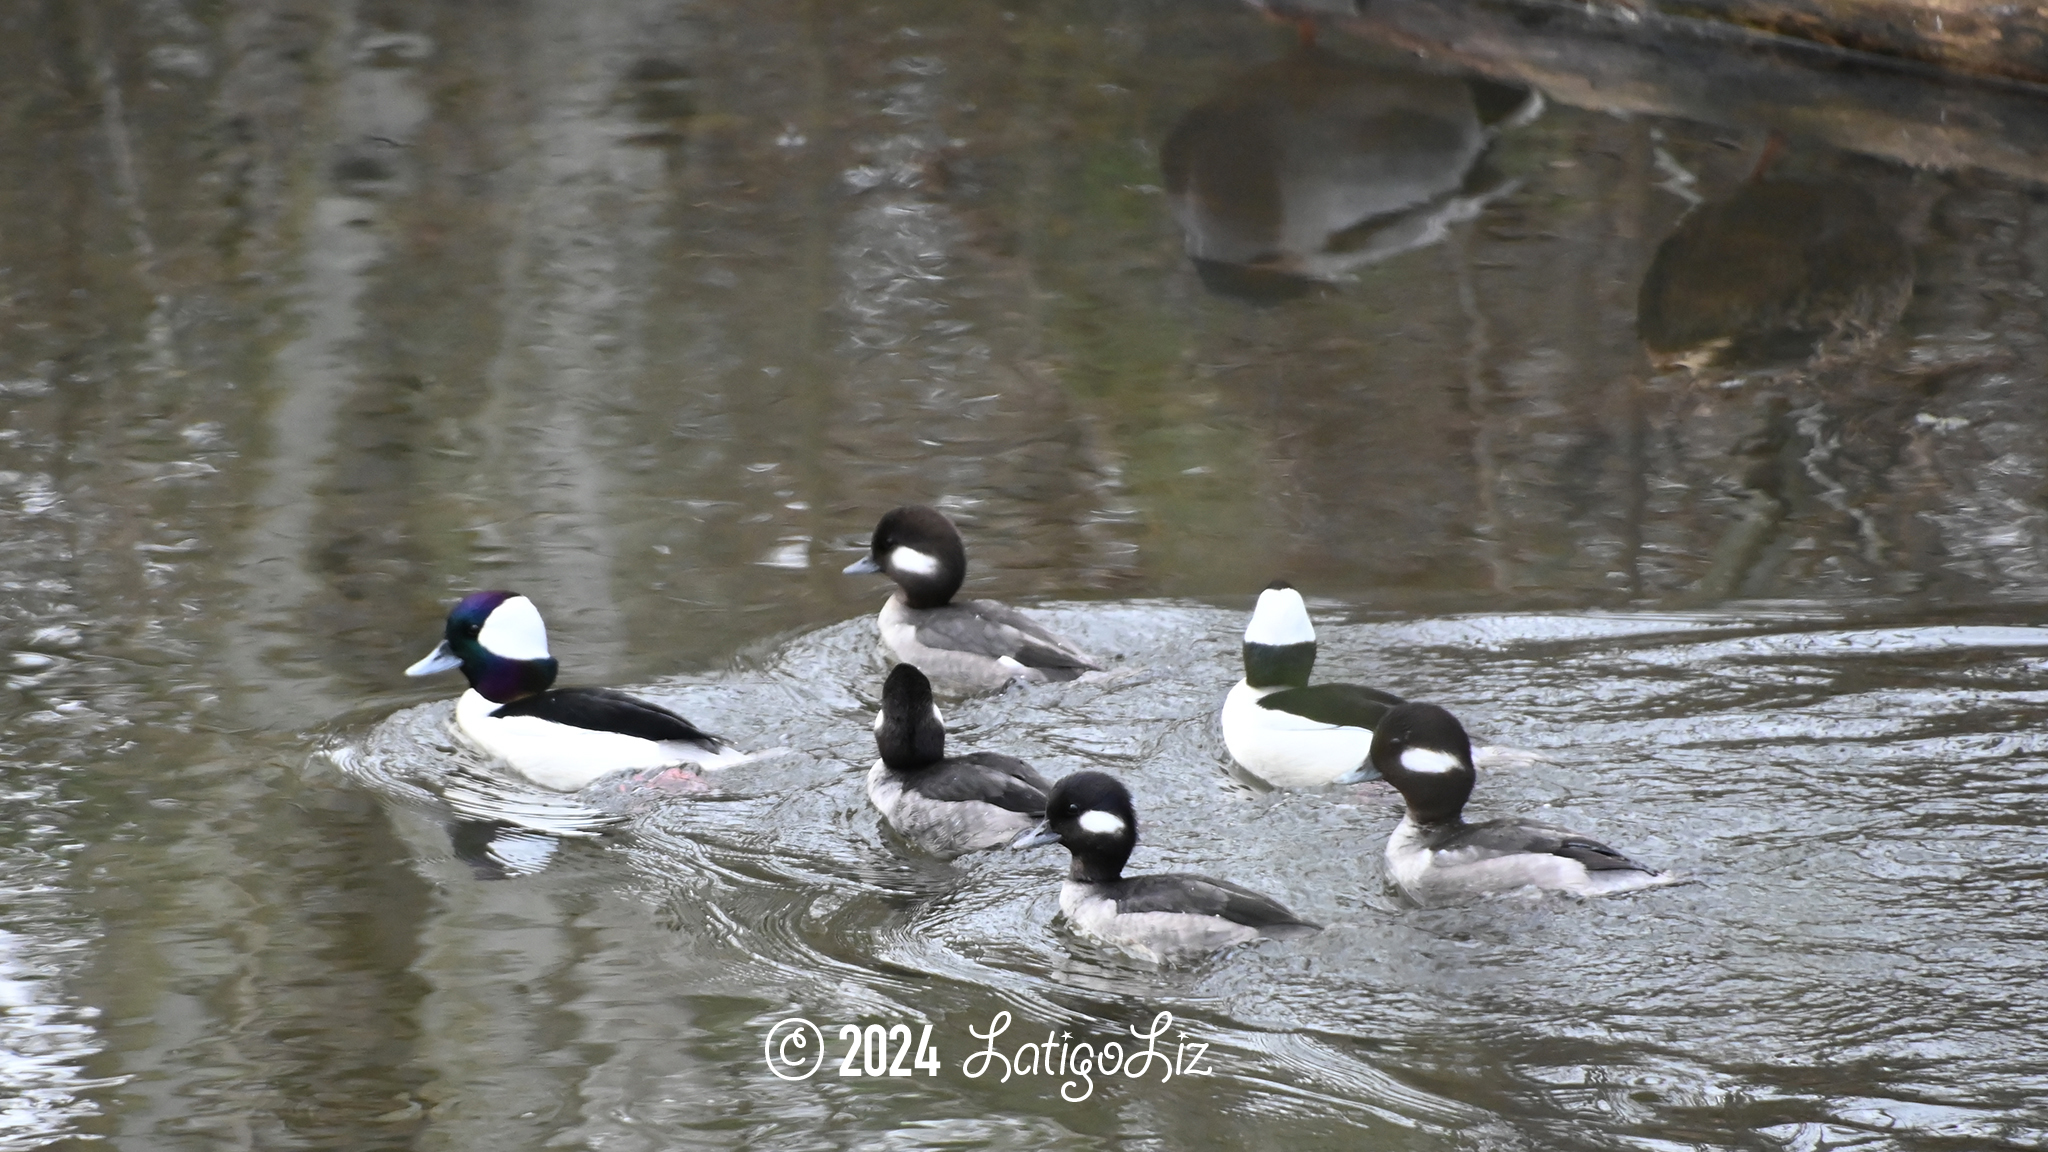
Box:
[4,0,2047,1148]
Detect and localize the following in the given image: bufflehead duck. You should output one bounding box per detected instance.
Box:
[1012,771,1320,961]
[1373,702,1672,904]
[843,505,1100,692]
[1220,581,1405,787]
[865,663,1053,858]
[405,590,746,791]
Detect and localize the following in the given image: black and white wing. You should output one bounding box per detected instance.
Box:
[916,599,1100,679]
[1255,682,1405,729]
[1433,818,1658,874]
[910,752,1053,816]
[1109,874,1322,937]
[492,688,730,752]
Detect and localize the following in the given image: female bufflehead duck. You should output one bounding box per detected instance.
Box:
[866,663,1053,858]
[1012,771,1320,961]
[405,590,746,792]
[1373,702,1671,904]
[1220,581,1405,787]
[843,505,1100,692]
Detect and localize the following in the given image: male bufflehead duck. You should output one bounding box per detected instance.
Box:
[866,663,1053,858]
[1219,581,1405,787]
[405,590,746,792]
[1012,771,1320,961]
[843,505,1100,692]
[1373,702,1672,904]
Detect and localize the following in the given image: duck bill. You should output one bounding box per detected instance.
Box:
[1010,822,1061,850]
[842,554,882,575]
[406,640,462,677]
[1331,763,1382,785]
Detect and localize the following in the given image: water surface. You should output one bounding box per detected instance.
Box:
[3,0,2047,1148]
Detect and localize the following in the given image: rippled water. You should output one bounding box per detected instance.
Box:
[317,603,2048,1149]
[5,0,2048,1147]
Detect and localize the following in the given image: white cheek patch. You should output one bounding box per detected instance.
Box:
[1245,587,1316,646]
[889,546,943,578]
[873,709,885,733]
[930,704,944,728]
[1400,747,1465,775]
[478,596,551,659]
[1078,810,1125,836]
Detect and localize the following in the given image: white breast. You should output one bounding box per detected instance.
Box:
[453,690,741,792]
[1220,680,1374,788]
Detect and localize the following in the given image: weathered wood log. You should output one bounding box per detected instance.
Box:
[1270,0,2048,184]
[1663,0,2048,85]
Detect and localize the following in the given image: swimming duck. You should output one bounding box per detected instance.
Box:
[1220,581,1406,787]
[844,505,1100,692]
[1373,702,1672,904]
[405,590,746,791]
[866,662,1053,858]
[1013,771,1320,960]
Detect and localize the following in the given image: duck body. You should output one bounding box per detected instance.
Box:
[866,663,1052,858]
[1220,582,1404,787]
[1014,771,1319,962]
[407,590,744,792]
[451,685,744,792]
[1384,815,1670,904]
[875,594,1096,692]
[1372,702,1671,903]
[847,505,1099,691]
[1056,873,1318,960]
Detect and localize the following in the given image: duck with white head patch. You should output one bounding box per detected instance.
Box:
[1373,702,1673,904]
[406,591,747,792]
[866,663,1054,858]
[1013,771,1320,961]
[1220,581,1406,787]
[844,505,1101,693]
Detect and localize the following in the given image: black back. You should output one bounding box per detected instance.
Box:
[1105,873,1320,934]
[491,687,724,749]
[912,599,1097,676]
[1257,683,1405,728]
[1419,817,1658,875]
[911,752,1052,816]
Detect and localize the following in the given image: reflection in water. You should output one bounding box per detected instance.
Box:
[1638,175,1915,368]
[1161,44,1534,301]
[4,0,2048,1147]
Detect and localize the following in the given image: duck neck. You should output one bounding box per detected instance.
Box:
[896,577,960,611]
[1068,845,1130,885]
[466,653,558,704]
[1243,641,1315,689]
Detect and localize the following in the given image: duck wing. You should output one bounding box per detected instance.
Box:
[491,688,729,751]
[1432,818,1657,873]
[909,752,1052,815]
[1108,874,1321,936]
[1254,683,1405,729]
[919,599,1100,677]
